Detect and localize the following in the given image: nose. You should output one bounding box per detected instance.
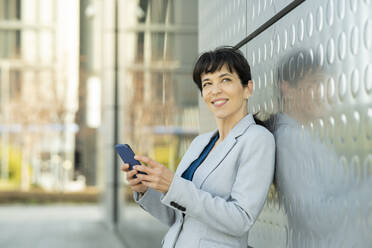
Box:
[210,83,222,95]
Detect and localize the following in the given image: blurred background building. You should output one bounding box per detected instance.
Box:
[1,0,371,248]
[1,0,199,247]
[0,0,79,192]
[98,1,199,247]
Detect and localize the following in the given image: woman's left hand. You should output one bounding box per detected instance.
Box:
[133,155,174,194]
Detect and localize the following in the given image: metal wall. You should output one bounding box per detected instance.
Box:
[199,0,372,247]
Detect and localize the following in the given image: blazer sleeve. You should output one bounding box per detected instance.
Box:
[132,134,204,227]
[160,127,275,237]
[133,189,176,227]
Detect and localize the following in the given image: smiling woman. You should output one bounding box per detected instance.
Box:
[121,46,275,248]
[201,65,251,123]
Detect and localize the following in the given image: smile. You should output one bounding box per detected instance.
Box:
[212,99,228,107]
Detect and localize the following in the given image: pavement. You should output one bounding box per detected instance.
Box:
[0,204,125,248]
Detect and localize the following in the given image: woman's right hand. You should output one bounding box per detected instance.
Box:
[120,163,148,194]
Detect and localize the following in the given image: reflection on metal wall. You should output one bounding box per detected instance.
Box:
[199,0,372,247]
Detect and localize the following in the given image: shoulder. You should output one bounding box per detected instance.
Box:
[239,124,275,147]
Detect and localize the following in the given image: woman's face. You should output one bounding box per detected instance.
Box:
[201,64,252,120]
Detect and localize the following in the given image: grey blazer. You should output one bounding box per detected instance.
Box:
[134,114,275,248]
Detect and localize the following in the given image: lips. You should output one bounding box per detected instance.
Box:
[212,98,228,107]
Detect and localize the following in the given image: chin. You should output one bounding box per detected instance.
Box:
[212,111,231,120]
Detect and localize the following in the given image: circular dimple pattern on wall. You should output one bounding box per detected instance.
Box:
[263,43,267,61]
[350,26,359,55]
[368,200,372,232]
[258,47,261,64]
[216,0,372,245]
[251,2,255,20]
[307,13,314,37]
[364,19,372,49]
[269,99,274,113]
[316,6,324,31]
[252,50,256,66]
[290,24,296,46]
[338,32,347,60]
[351,69,360,98]
[352,111,361,142]
[270,39,274,58]
[368,108,372,140]
[327,38,335,64]
[352,156,362,184]
[288,56,296,81]
[317,43,324,67]
[294,52,304,78]
[318,81,325,100]
[275,34,280,55]
[338,73,347,101]
[350,0,358,12]
[338,0,346,19]
[365,64,372,94]
[307,49,314,67]
[298,18,304,41]
[328,116,335,143]
[258,76,261,89]
[326,0,334,26]
[283,29,288,51]
[270,69,274,86]
[340,114,347,143]
[327,77,336,102]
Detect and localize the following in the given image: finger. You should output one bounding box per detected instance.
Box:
[120,163,130,172]
[126,169,138,179]
[134,155,152,165]
[134,165,153,174]
[136,173,156,183]
[141,181,153,188]
[128,176,142,186]
[134,155,162,168]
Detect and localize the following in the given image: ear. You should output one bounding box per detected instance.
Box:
[244,80,254,99]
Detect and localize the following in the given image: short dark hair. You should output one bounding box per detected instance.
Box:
[192,46,266,126]
[192,46,252,91]
[278,48,320,87]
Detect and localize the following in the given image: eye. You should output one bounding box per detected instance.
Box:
[202,82,211,88]
[222,78,231,83]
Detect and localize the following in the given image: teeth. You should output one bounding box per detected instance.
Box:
[213,100,227,105]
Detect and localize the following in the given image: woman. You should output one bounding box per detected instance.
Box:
[121,47,275,248]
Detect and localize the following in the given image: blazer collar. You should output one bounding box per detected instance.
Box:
[176,114,256,188]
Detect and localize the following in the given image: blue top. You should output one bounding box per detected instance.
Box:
[181,132,220,181]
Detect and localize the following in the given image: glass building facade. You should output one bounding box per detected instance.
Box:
[0,0,79,191]
[99,0,199,247]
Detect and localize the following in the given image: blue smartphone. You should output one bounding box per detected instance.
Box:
[115,144,146,176]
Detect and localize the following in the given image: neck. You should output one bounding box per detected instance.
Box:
[215,107,248,141]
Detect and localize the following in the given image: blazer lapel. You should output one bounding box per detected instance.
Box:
[192,114,256,189]
[175,131,216,177]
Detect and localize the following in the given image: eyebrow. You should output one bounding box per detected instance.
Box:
[202,72,233,83]
[218,73,232,78]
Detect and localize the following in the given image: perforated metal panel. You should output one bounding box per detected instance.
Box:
[198,0,372,247]
[246,0,275,35]
[199,0,247,51]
